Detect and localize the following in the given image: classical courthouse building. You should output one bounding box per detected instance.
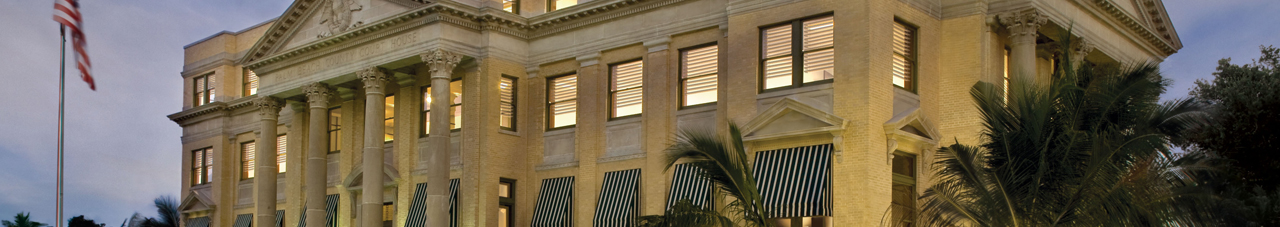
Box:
[168,0,1181,226]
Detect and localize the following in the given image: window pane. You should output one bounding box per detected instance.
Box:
[381,204,394,221]
[243,142,256,179]
[611,61,644,118]
[277,135,287,173]
[551,0,576,10]
[549,75,577,128]
[499,206,510,227]
[385,95,395,142]
[803,16,835,83]
[763,26,792,58]
[763,56,793,89]
[803,16,835,50]
[329,108,341,153]
[503,0,517,13]
[207,76,216,103]
[803,48,835,83]
[499,77,516,129]
[499,182,511,198]
[892,22,916,90]
[682,45,718,106]
[245,69,259,96]
[204,149,213,183]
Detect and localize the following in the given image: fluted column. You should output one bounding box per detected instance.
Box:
[254,96,283,227]
[358,67,391,227]
[1000,10,1048,85]
[422,49,462,227]
[303,83,333,227]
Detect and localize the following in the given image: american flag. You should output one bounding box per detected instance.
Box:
[53,0,95,90]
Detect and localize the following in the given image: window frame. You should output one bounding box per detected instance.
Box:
[241,141,256,180]
[243,68,258,97]
[193,73,215,106]
[384,93,396,142]
[608,58,645,120]
[892,19,919,93]
[546,0,576,12]
[328,107,342,154]
[890,151,918,226]
[546,73,578,131]
[503,0,520,14]
[191,147,213,186]
[757,13,837,93]
[499,75,519,131]
[276,134,287,173]
[498,178,516,227]
[678,42,721,109]
[420,78,464,137]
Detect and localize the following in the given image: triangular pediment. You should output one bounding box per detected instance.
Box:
[1132,0,1182,50]
[179,190,216,213]
[884,107,940,146]
[742,98,845,141]
[240,0,423,65]
[342,165,400,190]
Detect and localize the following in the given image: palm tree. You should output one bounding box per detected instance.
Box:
[918,36,1214,226]
[141,196,179,227]
[2,212,48,227]
[643,124,769,227]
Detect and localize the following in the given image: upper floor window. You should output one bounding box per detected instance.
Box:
[276,134,287,173]
[498,179,516,227]
[244,69,259,96]
[192,148,213,185]
[892,20,918,92]
[503,0,519,14]
[328,107,341,153]
[611,60,644,118]
[499,76,518,131]
[242,141,256,179]
[547,74,577,129]
[761,15,835,91]
[547,0,576,11]
[194,74,215,106]
[422,80,463,136]
[385,95,396,142]
[681,45,719,107]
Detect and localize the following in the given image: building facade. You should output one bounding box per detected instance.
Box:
[168,0,1181,226]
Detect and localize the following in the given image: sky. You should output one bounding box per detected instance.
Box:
[0,0,1277,225]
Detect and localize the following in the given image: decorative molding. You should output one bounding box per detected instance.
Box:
[598,153,646,163]
[254,97,284,120]
[421,49,464,78]
[998,9,1048,45]
[303,82,334,107]
[576,53,600,67]
[525,66,540,78]
[643,37,670,53]
[1084,0,1179,55]
[357,67,390,93]
[535,161,579,171]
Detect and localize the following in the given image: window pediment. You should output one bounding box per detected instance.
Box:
[742,98,845,142]
[179,190,216,213]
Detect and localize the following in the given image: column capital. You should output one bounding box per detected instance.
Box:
[254,96,284,119]
[303,82,334,108]
[1072,39,1095,63]
[421,49,463,79]
[999,10,1048,43]
[358,67,391,93]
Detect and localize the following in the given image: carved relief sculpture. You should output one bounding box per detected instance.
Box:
[318,0,363,38]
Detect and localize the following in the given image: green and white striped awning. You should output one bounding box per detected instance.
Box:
[186,217,210,227]
[404,178,459,227]
[594,169,641,227]
[298,194,339,227]
[274,210,283,227]
[667,163,713,210]
[531,176,574,227]
[232,214,252,227]
[752,144,833,218]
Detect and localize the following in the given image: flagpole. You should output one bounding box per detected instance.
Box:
[57,24,66,227]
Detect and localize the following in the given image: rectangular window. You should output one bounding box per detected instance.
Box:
[244,69,259,96]
[1003,48,1010,104]
[276,134,287,173]
[192,148,213,185]
[610,60,644,118]
[761,15,835,91]
[385,94,395,142]
[422,80,463,136]
[499,76,518,131]
[242,141,256,179]
[498,179,515,227]
[381,202,394,227]
[328,108,341,153]
[892,20,917,91]
[194,74,216,106]
[891,153,917,226]
[547,74,578,129]
[547,0,576,11]
[681,44,719,107]
[503,0,519,14]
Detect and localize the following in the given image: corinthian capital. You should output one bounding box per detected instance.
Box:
[1072,39,1095,62]
[357,67,390,93]
[420,49,462,79]
[254,96,284,119]
[999,10,1048,42]
[303,82,334,107]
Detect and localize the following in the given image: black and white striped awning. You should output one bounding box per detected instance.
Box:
[531,176,574,227]
[404,178,460,227]
[232,214,252,227]
[752,144,833,218]
[594,169,641,227]
[667,163,713,210]
[186,217,210,227]
[274,210,283,227]
[298,194,339,227]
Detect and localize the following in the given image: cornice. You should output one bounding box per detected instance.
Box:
[527,0,689,38]
[1085,0,1179,55]
[168,96,259,124]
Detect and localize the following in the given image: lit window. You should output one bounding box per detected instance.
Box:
[192,148,213,185]
[891,153,917,226]
[499,76,518,131]
[244,69,259,96]
[1003,48,1010,104]
[242,141,256,179]
[503,0,519,14]
[276,134,287,173]
[681,45,719,107]
[385,95,395,142]
[422,80,464,136]
[761,15,835,91]
[328,108,341,153]
[499,179,515,227]
[194,74,216,106]
[611,60,644,118]
[893,21,917,91]
[547,0,576,11]
[382,202,394,226]
[548,74,577,129]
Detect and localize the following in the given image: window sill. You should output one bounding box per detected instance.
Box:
[606,115,642,127]
[499,129,520,137]
[757,82,833,100]
[544,127,576,137]
[677,103,717,116]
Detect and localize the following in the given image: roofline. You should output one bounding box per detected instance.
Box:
[183,17,279,49]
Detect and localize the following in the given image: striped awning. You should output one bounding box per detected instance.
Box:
[531,176,575,227]
[752,144,833,218]
[186,217,210,227]
[404,178,460,227]
[298,194,339,227]
[274,210,283,227]
[232,214,252,227]
[594,169,641,227]
[667,163,713,210]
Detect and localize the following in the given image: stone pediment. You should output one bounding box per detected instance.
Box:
[342,165,400,191]
[179,190,216,213]
[742,98,846,142]
[240,0,421,66]
[883,107,939,157]
[1131,0,1181,49]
